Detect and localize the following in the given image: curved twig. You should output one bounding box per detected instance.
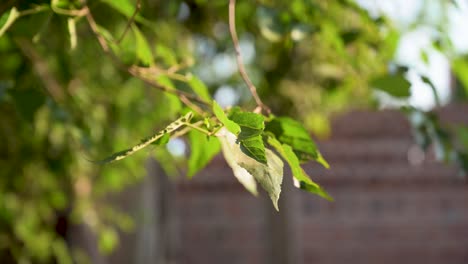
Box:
[228,0,271,115]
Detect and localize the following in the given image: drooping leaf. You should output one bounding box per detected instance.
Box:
[268,137,333,201]
[0,7,20,38]
[99,0,151,25]
[371,73,411,98]
[213,101,241,135]
[132,25,153,66]
[265,116,328,167]
[241,148,284,211]
[229,111,267,164]
[187,74,211,102]
[217,128,257,195]
[188,130,221,178]
[218,128,284,210]
[96,112,193,164]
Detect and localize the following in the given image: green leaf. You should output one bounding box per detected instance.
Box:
[371,73,411,98]
[452,58,468,96]
[132,25,153,66]
[213,101,241,135]
[99,0,150,25]
[98,227,118,254]
[218,128,284,210]
[268,137,333,201]
[241,148,283,211]
[187,74,211,102]
[96,112,193,164]
[0,7,20,38]
[265,117,327,167]
[230,111,267,164]
[188,130,221,178]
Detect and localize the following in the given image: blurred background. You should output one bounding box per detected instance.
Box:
[1,0,468,263]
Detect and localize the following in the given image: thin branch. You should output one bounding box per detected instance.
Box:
[116,0,141,44]
[228,0,271,115]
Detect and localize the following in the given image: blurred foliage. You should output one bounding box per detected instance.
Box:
[0,0,468,263]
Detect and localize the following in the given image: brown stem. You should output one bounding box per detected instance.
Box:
[228,0,271,115]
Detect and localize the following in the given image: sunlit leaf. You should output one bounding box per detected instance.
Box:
[213,100,241,135]
[98,227,118,254]
[0,7,20,38]
[452,58,468,96]
[371,73,411,98]
[268,136,332,201]
[99,0,151,25]
[187,74,211,102]
[132,25,153,66]
[188,130,221,178]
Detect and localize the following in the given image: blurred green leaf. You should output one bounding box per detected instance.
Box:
[0,7,19,38]
[452,58,468,96]
[99,0,150,25]
[187,74,211,102]
[98,227,118,254]
[132,26,153,66]
[371,73,411,98]
[187,130,221,178]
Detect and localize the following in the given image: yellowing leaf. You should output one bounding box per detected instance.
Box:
[132,25,153,66]
[218,128,284,210]
[218,128,258,195]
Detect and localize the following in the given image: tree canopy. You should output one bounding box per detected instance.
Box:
[1,0,468,263]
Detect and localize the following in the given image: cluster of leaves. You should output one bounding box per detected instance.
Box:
[0,0,343,262]
[2,0,468,263]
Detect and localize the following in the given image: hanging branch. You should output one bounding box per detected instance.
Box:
[228,0,271,115]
